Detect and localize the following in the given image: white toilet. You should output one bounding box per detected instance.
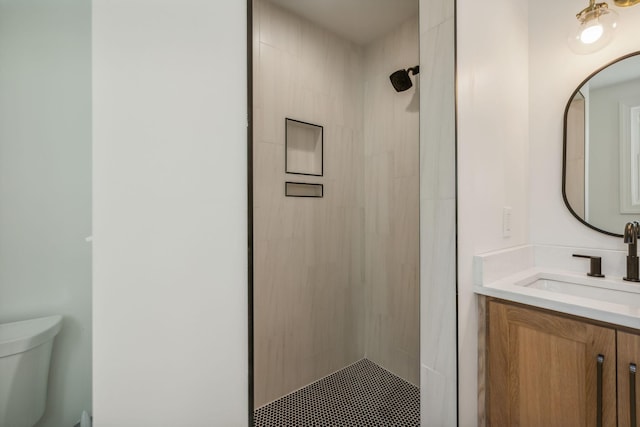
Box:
[0,315,62,427]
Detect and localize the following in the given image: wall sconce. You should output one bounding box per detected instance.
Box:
[568,0,619,54]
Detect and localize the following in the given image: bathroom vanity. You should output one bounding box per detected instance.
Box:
[476,50,640,424]
[485,298,639,426]
[475,245,640,426]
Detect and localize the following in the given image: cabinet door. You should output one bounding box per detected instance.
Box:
[618,331,640,427]
[487,301,616,427]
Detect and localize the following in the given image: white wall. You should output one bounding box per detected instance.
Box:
[529,0,640,251]
[457,0,530,424]
[92,1,248,425]
[0,1,92,426]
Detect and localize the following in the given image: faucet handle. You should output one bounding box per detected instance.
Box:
[572,254,605,278]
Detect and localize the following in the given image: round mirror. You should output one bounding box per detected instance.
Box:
[563,51,640,237]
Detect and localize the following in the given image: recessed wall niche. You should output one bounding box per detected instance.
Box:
[285,182,323,198]
[285,118,323,176]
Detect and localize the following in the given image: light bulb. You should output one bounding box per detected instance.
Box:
[568,3,618,54]
[580,23,604,44]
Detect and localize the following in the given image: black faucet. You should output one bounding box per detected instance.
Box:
[624,221,640,282]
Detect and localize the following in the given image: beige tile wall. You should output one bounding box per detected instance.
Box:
[363,17,420,386]
[253,0,366,408]
[253,0,420,407]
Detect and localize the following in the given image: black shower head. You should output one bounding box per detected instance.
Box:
[389,66,420,92]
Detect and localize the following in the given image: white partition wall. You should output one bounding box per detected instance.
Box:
[92,1,249,425]
[457,0,530,424]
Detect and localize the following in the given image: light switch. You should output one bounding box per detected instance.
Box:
[503,206,512,237]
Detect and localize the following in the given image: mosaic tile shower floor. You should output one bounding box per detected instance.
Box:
[254,359,420,427]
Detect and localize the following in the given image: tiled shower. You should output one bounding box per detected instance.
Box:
[252,0,420,422]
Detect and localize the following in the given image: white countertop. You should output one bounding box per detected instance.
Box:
[473,245,640,330]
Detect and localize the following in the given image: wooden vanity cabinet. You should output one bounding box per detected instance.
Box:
[618,331,640,427]
[487,300,617,427]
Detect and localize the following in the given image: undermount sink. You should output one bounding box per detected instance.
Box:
[520,277,640,306]
[473,245,640,329]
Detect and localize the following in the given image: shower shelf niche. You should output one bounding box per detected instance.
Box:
[285,182,323,198]
[285,118,323,176]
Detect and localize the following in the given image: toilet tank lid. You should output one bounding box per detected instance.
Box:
[0,315,62,358]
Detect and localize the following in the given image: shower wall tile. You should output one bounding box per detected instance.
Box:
[253,141,283,209]
[255,0,421,407]
[421,364,457,427]
[419,14,457,427]
[363,16,420,386]
[420,199,456,374]
[421,0,455,32]
[419,19,456,201]
[253,0,365,408]
[259,0,301,56]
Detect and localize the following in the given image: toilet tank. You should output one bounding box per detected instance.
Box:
[0,316,62,427]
